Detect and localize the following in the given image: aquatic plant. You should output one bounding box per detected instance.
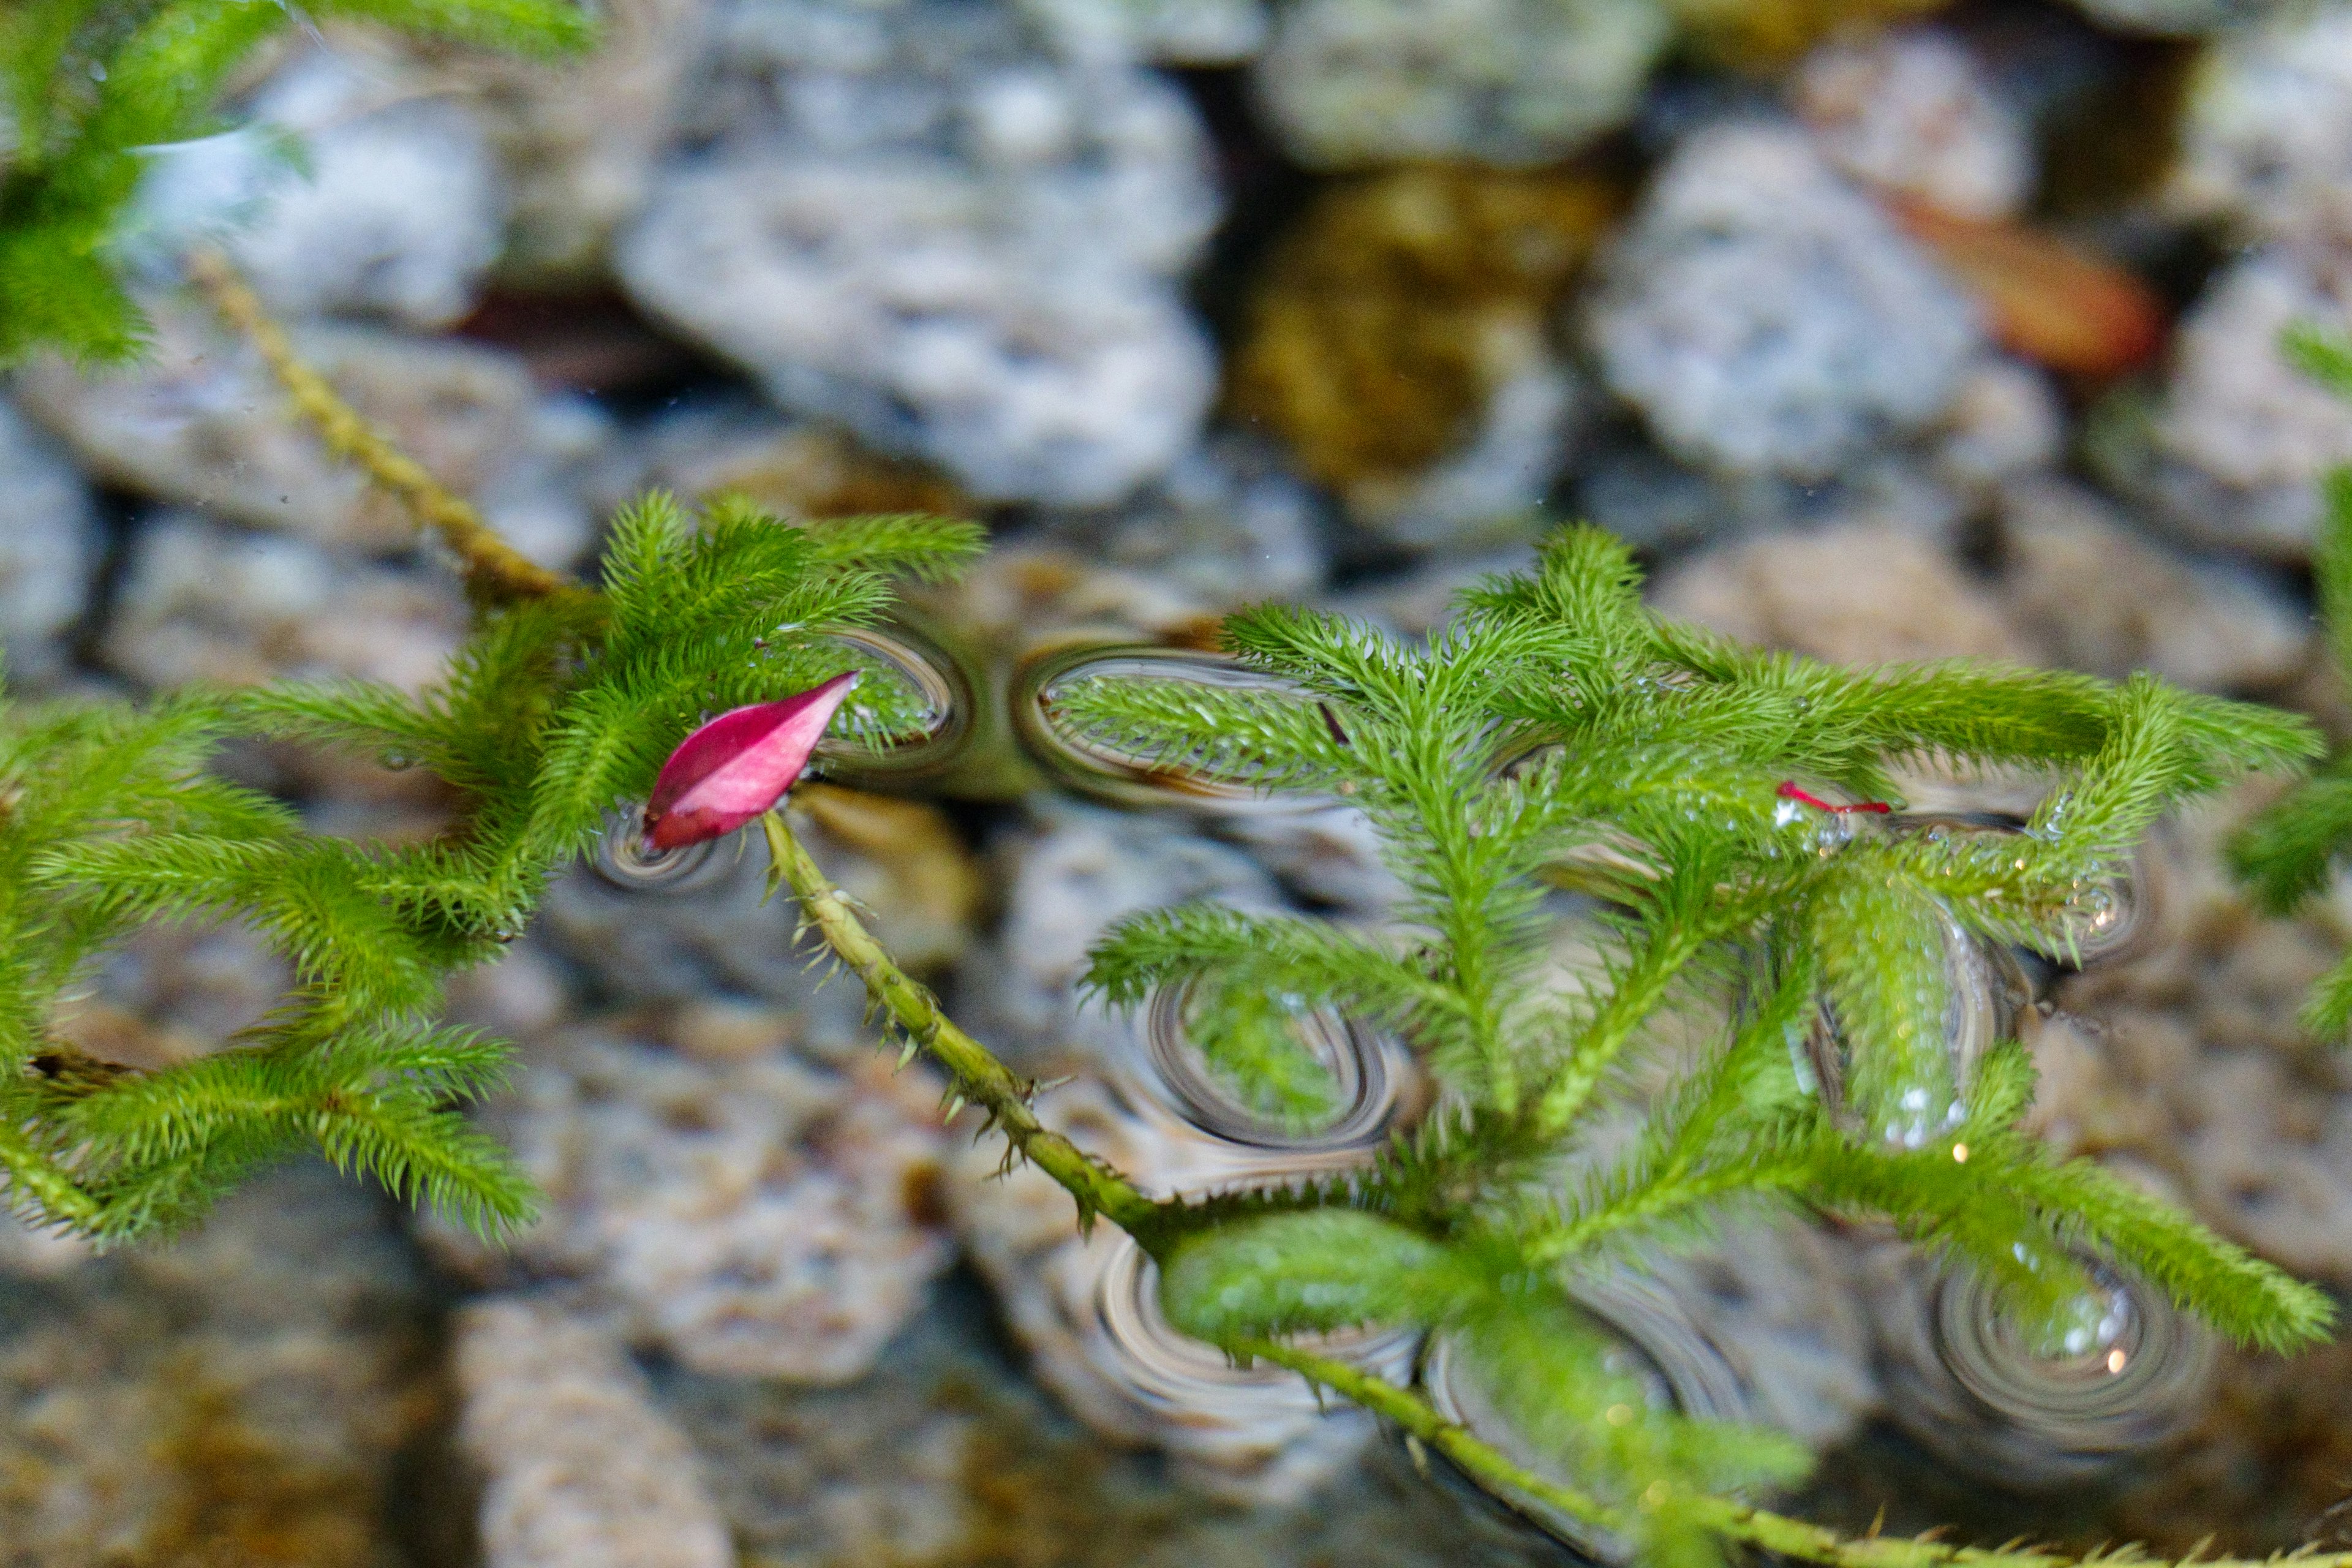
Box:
[2229,329,2352,1038]
[0,412,974,1237]
[0,0,592,366]
[0,16,2345,1564]
[16,277,2337,1567]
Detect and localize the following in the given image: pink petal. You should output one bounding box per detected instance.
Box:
[643,672,859,850]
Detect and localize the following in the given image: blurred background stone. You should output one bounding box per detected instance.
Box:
[2146,251,2352,560]
[0,1165,450,1568]
[1651,516,2024,666]
[456,1297,736,1568]
[412,0,714,285]
[1994,477,2309,692]
[105,510,469,692]
[15,301,605,563]
[137,47,507,330]
[1585,121,1986,480]
[1665,0,1950,70]
[2171,7,2352,246]
[1031,436,1329,606]
[617,0,1221,505]
[1252,0,1669,169]
[2071,0,2285,37]
[1229,165,1610,549]
[431,1009,953,1384]
[0,398,99,686]
[1795,26,2033,221]
[1020,0,1269,63]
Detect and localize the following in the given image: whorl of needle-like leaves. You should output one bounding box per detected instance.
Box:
[2230,326,2352,1037]
[1061,526,2329,1558]
[0,496,979,1243]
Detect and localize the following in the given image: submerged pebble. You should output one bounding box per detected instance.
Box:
[1252,0,1669,168]
[433,1011,954,1384]
[1585,121,1985,479]
[619,0,1221,506]
[14,300,604,560]
[1651,516,2026,667]
[1231,165,1610,548]
[0,399,99,685]
[458,1297,737,1568]
[1796,27,2033,221]
[140,47,507,329]
[105,510,469,693]
[2148,250,2352,560]
[2175,7,2352,247]
[0,1166,450,1567]
[1996,478,2309,692]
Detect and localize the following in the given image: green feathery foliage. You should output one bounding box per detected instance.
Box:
[0,496,981,1243]
[1064,527,2331,1559]
[0,0,594,366]
[2230,325,2352,1037]
[4,11,2343,1547]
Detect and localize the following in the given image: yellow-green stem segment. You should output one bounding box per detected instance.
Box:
[185,251,589,609]
[195,305,2342,1568]
[763,801,2352,1568]
[1243,1339,2352,1568]
[761,809,1164,1239]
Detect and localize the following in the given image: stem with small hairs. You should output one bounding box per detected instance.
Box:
[763,807,2346,1568]
[760,809,1164,1240]
[208,303,2334,1568]
[183,250,587,608]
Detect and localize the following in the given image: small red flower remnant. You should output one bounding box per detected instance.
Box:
[643,672,860,851]
[1776,781,1892,815]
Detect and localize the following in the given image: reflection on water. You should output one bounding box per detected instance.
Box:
[1419,1270,1756,1563]
[591,804,727,892]
[1012,641,1312,812]
[817,621,977,785]
[1871,1246,2217,1490]
[1136,977,1407,1152]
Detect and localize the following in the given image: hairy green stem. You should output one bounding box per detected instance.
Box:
[1244,1338,2352,1568]
[763,801,2350,1568]
[0,1122,98,1229]
[1534,922,1708,1135]
[760,810,1164,1239]
[179,350,2322,1568]
[186,251,592,610]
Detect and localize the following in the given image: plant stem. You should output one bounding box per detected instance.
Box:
[0,1123,99,1229]
[183,250,586,608]
[764,799,2346,1568]
[189,298,2333,1568]
[1534,920,1708,1134]
[760,809,1166,1240]
[1245,1338,2352,1568]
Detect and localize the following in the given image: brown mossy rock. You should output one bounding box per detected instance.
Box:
[654,421,968,524]
[1228,164,1616,489]
[1665,0,1956,71]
